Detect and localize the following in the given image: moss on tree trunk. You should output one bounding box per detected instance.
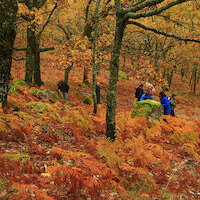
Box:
[0,0,18,108]
[106,17,126,141]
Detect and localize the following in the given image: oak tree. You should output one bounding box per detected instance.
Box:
[106,0,200,140]
[0,0,18,108]
[17,0,57,86]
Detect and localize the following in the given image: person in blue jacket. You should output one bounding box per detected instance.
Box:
[140,89,153,101]
[159,91,171,115]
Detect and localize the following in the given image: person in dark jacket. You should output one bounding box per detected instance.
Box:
[56,81,69,100]
[140,89,153,101]
[96,82,100,104]
[135,84,144,101]
[169,94,176,116]
[159,91,171,115]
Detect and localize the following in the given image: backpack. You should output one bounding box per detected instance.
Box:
[144,93,149,100]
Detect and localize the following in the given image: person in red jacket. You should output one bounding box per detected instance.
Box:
[140,89,153,101]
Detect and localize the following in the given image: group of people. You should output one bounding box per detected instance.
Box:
[135,83,176,116]
[56,80,101,104]
[56,79,176,117]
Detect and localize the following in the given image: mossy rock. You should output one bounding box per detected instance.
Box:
[83,97,92,105]
[1,153,30,161]
[132,100,163,120]
[30,89,61,103]
[26,101,60,119]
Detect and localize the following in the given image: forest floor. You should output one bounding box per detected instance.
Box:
[0,54,200,199]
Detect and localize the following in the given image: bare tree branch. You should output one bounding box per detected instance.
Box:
[123,0,189,21]
[85,0,93,23]
[124,0,164,14]
[20,13,35,21]
[37,1,58,39]
[57,24,70,40]
[132,0,146,8]
[14,47,27,51]
[127,21,200,43]
[39,47,54,52]
[158,14,200,28]
[14,46,54,52]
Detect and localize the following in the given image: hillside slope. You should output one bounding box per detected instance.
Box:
[0,58,200,199]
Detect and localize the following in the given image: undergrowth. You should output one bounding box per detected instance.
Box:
[0,80,199,199]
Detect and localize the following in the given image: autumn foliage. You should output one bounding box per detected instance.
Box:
[1,0,200,199]
[0,72,200,199]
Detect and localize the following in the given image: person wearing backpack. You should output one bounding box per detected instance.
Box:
[169,94,176,116]
[140,89,153,101]
[135,84,144,101]
[56,81,69,100]
[159,91,171,115]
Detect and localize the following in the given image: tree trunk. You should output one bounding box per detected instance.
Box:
[106,17,126,141]
[24,0,57,87]
[25,28,35,85]
[25,27,43,87]
[0,0,18,108]
[154,52,159,71]
[92,0,101,115]
[83,67,89,85]
[123,54,126,68]
[192,66,197,95]
[167,69,173,88]
[33,38,43,87]
[64,64,72,83]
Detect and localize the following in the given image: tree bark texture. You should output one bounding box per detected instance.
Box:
[92,0,101,115]
[25,28,35,85]
[0,0,18,108]
[64,64,72,83]
[25,27,43,87]
[83,67,89,84]
[105,0,200,141]
[33,37,43,87]
[106,17,126,141]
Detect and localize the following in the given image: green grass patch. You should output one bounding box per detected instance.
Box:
[119,70,127,80]
[1,153,30,161]
[9,79,26,94]
[83,97,92,105]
